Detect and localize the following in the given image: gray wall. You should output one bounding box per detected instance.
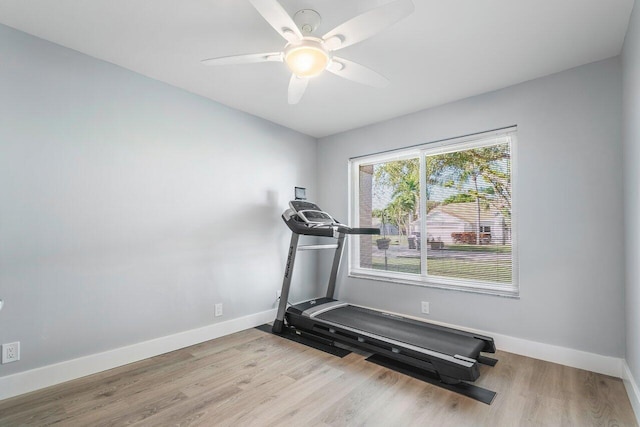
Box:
[0,24,317,376]
[623,1,640,383]
[0,16,630,380]
[317,57,625,357]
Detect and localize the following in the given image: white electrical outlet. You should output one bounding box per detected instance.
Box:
[215,303,223,317]
[2,342,20,364]
[421,301,430,314]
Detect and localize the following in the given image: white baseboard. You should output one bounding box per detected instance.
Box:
[623,361,640,424]
[0,309,276,402]
[491,332,623,378]
[0,305,629,405]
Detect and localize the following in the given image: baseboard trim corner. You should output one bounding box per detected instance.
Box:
[623,361,640,425]
[0,309,276,402]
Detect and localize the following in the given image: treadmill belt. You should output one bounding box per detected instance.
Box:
[315,305,484,358]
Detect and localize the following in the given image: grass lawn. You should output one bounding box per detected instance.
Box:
[372,257,421,274]
[371,256,512,283]
[426,258,512,283]
[367,235,512,283]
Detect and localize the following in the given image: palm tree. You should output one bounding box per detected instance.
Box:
[391,176,420,234]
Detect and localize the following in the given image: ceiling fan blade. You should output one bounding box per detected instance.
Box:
[328,57,389,88]
[201,52,282,66]
[322,0,414,51]
[288,74,309,104]
[249,0,302,42]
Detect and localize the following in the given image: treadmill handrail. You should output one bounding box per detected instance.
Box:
[282,213,379,237]
[298,244,339,251]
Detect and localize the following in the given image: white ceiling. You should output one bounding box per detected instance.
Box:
[0,0,634,138]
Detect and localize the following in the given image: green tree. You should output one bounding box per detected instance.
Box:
[476,148,511,216]
[374,159,420,236]
[427,144,511,244]
[392,175,420,232]
[372,208,391,237]
[374,159,419,191]
[442,193,476,204]
[440,151,484,244]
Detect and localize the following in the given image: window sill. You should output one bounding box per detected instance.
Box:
[348,269,520,299]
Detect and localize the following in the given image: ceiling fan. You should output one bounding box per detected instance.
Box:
[201,0,415,104]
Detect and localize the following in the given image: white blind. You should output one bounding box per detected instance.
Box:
[424,140,512,285]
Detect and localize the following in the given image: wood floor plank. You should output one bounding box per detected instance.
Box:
[0,329,636,427]
[256,355,381,426]
[50,348,243,425]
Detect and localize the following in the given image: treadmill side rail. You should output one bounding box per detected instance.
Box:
[303,301,349,317]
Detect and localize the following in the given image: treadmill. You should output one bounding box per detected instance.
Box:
[271,193,498,403]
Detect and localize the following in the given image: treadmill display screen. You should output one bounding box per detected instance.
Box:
[300,210,333,223]
[290,200,321,212]
[294,187,306,200]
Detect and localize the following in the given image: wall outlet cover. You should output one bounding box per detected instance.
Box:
[421,301,430,314]
[2,342,20,363]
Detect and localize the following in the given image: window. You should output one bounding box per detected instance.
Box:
[349,128,517,297]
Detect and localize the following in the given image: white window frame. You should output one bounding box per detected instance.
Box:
[348,127,519,298]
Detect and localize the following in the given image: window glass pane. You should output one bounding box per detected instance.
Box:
[425,143,512,283]
[350,130,516,296]
[358,158,421,274]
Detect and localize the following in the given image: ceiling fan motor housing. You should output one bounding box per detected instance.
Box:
[293,9,322,34]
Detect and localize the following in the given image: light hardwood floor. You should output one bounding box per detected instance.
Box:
[0,327,637,426]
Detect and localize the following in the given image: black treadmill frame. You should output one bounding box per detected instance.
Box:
[271,206,498,403]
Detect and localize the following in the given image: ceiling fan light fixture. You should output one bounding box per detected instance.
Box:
[284,39,329,78]
[203,0,415,103]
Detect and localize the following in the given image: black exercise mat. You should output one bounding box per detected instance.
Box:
[366,354,496,405]
[255,324,351,357]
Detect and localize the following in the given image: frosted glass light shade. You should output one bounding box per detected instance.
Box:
[284,42,329,78]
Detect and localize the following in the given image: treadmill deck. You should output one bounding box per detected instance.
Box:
[314,305,485,359]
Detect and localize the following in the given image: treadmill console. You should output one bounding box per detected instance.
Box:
[282,188,378,237]
[289,200,336,225]
[289,200,321,212]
